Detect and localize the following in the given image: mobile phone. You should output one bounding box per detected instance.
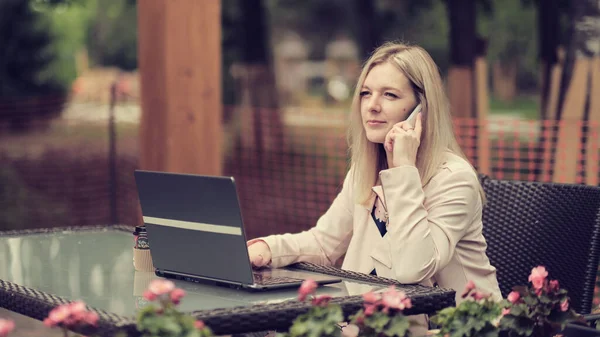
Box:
[405,103,421,127]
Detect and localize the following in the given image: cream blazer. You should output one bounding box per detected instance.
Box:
[250,152,502,305]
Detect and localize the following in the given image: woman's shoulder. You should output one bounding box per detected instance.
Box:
[430,151,480,186]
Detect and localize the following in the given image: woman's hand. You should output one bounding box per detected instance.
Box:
[384,112,423,168]
[247,240,272,268]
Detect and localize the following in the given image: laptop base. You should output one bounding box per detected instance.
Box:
[156,268,342,292]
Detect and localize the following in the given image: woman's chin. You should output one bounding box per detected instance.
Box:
[365,134,385,144]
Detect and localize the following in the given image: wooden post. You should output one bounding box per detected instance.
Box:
[137,0,222,175]
[586,56,600,186]
[552,58,589,183]
[539,48,565,181]
[475,56,490,175]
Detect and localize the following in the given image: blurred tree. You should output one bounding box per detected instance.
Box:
[479,0,537,102]
[536,0,562,119]
[377,1,449,73]
[268,0,349,60]
[229,0,284,155]
[222,0,242,108]
[543,0,600,183]
[41,0,97,88]
[515,0,569,118]
[554,0,599,119]
[445,0,478,118]
[351,0,382,60]
[0,0,67,132]
[86,0,138,71]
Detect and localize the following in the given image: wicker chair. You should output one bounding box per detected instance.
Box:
[480,176,600,314]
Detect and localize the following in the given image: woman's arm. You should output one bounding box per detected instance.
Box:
[252,170,356,268]
[374,164,481,283]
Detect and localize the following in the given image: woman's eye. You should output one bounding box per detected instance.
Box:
[359,91,370,97]
[385,92,398,98]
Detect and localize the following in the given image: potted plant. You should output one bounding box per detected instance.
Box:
[430,280,505,337]
[279,279,415,337]
[499,266,586,337]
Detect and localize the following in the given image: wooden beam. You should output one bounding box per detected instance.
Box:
[552,58,589,183]
[475,56,490,175]
[138,0,222,175]
[586,57,600,186]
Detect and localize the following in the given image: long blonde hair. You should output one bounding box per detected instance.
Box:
[348,41,484,205]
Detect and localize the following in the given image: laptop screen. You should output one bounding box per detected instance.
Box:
[134,170,255,285]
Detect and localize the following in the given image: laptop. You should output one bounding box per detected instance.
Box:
[133,170,342,291]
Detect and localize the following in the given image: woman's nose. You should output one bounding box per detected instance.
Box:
[367,96,381,113]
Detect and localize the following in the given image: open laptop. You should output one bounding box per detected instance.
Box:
[133,170,342,291]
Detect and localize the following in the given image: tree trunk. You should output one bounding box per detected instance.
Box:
[492,60,518,102]
[538,0,561,120]
[233,0,283,156]
[446,0,477,119]
[446,0,490,172]
[550,0,600,184]
[352,0,381,61]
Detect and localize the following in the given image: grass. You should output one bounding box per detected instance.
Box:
[489,95,539,120]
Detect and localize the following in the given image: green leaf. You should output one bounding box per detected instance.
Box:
[365,312,391,331]
[522,295,537,307]
[161,316,184,335]
[384,316,410,337]
[290,319,309,336]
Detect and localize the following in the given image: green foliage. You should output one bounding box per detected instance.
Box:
[349,310,411,337]
[431,295,504,337]
[478,0,538,92]
[37,0,98,89]
[86,0,138,70]
[0,0,65,96]
[499,285,580,337]
[277,304,344,337]
[137,304,212,337]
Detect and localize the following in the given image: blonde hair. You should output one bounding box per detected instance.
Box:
[347,41,484,205]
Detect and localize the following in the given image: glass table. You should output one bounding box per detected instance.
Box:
[0,226,456,336]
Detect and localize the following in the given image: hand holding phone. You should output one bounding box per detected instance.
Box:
[405,103,421,127]
[384,103,423,167]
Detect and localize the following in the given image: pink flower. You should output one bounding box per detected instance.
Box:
[45,305,70,327]
[0,319,15,337]
[362,291,381,304]
[43,301,98,328]
[529,266,548,290]
[83,312,99,326]
[502,308,511,316]
[311,295,332,307]
[298,279,317,301]
[381,287,411,310]
[364,303,376,316]
[549,280,560,292]
[143,290,157,301]
[560,300,569,312]
[148,279,175,296]
[472,291,488,301]
[507,291,520,304]
[195,320,206,330]
[461,280,476,297]
[170,288,186,304]
[68,301,88,321]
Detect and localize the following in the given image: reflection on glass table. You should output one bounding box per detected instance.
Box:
[0,229,391,317]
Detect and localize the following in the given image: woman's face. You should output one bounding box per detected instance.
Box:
[360,62,418,144]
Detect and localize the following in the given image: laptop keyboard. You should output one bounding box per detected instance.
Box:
[252,273,303,285]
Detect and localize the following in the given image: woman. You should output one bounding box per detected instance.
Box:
[247,41,502,304]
